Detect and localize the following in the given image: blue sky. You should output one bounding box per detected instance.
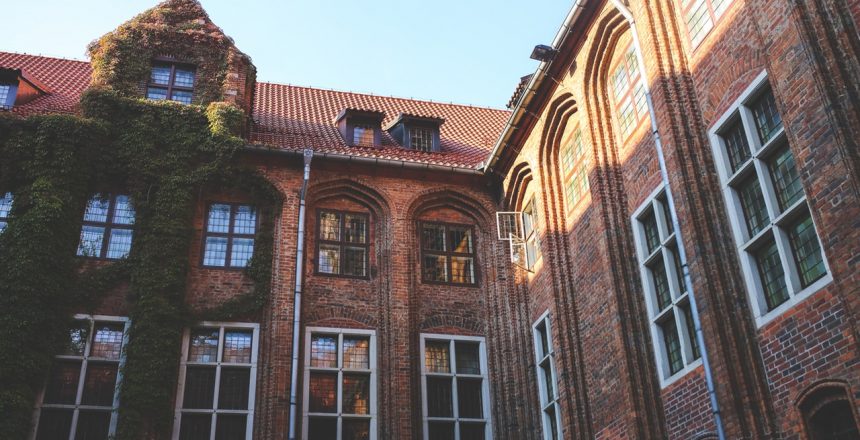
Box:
[5,0,572,109]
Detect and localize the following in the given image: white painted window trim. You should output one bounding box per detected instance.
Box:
[532,311,563,440]
[420,333,493,440]
[172,321,260,440]
[632,185,702,388]
[708,69,832,328]
[30,314,130,440]
[302,326,377,440]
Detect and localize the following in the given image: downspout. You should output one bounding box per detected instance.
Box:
[288,148,314,440]
[608,1,726,439]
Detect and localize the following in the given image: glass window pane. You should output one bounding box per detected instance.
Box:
[112,195,135,225]
[736,175,770,236]
[642,209,660,253]
[687,0,714,47]
[106,228,133,259]
[35,408,73,440]
[537,323,550,359]
[660,314,683,375]
[410,126,433,152]
[217,367,250,410]
[204,237,228,267]
[541,362,555,402]
[649,258,672,311]
[189,328,219,363]
[230,237,254,268]
[171,90,193,105]
[659,196,673,234]
[751,88,783,144]
[207,204,231,233]
[308,372,337,413]
[146,87,168,101]
[214,414,247,440]
[768,147,804,211]
[460,422,486,440]
[669,245,686,294]
[81,362,118,406]
[0,221,6,233]
[788,214,826,287]
[318,244,341,274]
[426,376,453,417]
[428,422,454,440]
[75,410,112,440]
[343,246,367,277]
[179,413,212,440]
[451,256,474,284]
[449,227,473,253]
[353,124,375,146]
[232,205,256,235]
[91,323,124,359]
[756,239,789,311]
[343,337,370,369]
[83,195,110,223]
[174,68,195,88]
[65,321,89,356]
[425,341,450,373]
[150,65,171,85]
[423,254,448,282]
[311,335,338,368]
[681,303,701,360]
[457,378,484,418]
[223,330,253,363]
[455,342,480,374]
[307,417,337,439]
[722,120,751,173]
[0,192,14,220]
[343,373,370,415]
[343,419,371,440]
[183,366,216,409]
[344,214,367,244]
[422,224,447,251]
[77,225,105,257]
[319,211,341,241]
[44,361,81,404]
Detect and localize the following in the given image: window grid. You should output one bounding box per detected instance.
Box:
[146,62,195,104]
[33,315,128,440]
[633,188,701,384]
[420,222,478,285]
[316,210,370,278]
[711,77,829,325]
[77,193,135,260]
[611,43,648,139]
[421,334,492,440]
[174,323,258,440]
[353,124,375,147]
[203,203,257,268]
[410,127,434,152]
[681,0,735,47]
[0,191,13,233]
[522,197,541,270]
[533,315,562,440]
[561,128,591,212]
[0,84,10,109]
[303,327,376,440]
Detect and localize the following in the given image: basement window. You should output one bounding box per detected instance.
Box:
[146,62,195,105]
[77,193,135,260]
[203,203,257,268]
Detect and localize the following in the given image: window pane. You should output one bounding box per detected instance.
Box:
[91,323,124,359]
[423,254,448,282]
[343,419,371,440]
[449,227,473,253]
[0,192,13,220]
[687,0,714,46]
[319,211,341,241]
[230,237,254,267]
[75,410,111,440]
[422,224,446,251]
[611,65,629,101]
[660,314,683,375]
[343,373,370,415]
[751,88,783,144]
[146,87,168,101]
[189,328,219,363]
[451,256,475,284]
[353,124,375,146]
[756,239,789,311]
[736,176,770,236]
[546,406,560,440]
[35,408,73,440]
[619,98,636,136]
[309,372,337,413]
[455,342,480,374]
[112,195,135,225]
[233,205,257,235]
[106,228,133,259]
[64,321,89,356]
[633,81,647,118]
[84,195,110,223]
[204,237,228,267]
[44,361,81,404]
[81,362,118,406]
[541,362,555,401]
[426,377,453,417]
[460,422,486,440]
[343,337,370,369]
[659,196,673,234]
[344,214,367,244]
[537,323,550,359]
[308,417,337,439]
[214,414,247,440]
[179,413,212,440]
[669,245,686,294]
[223,330,253,363]
[343,246,367,277]
[768,147,804,211]
[207,204,231,233]
[425,341,450,373]
[649,258,672,311]
[182,366,216,409]
[642,209,660,253]
[77,225,105,257]
[788,214,826,287]
[150,65,171,85]
[174,68,195,88]
[428,422,454,440]
[217,367,250,410]
[457,378,484,418]
[318,244,341,274]
[311,334,338,368]
[410,126,433,152]
[681,303,701,360]
[722,120,751,173]
[0,221,6,233]
[171,90,193,105]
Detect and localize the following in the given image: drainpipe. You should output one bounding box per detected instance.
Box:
[288,148,314,440]
[608,1,726,439]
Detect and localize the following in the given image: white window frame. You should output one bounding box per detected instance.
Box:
[30,314,130,440]
[172,321,260,440]
[420,333,493,440]
[532,311,563,440]
[302,326,377,440]
[632,186,702,387]
[709,70,832,328]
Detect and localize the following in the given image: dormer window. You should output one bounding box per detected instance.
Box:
[0,84,11,110]
[386,113,444,152]
[0,67,50,110]
[146,62,195,104]
[353,124,376,147]
[335,109,385,148]
[409,126,434,152]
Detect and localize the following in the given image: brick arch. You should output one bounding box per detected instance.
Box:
[305,305,378,329]
[419,313,483,335]
[795,379,860,439]
[405,187,494,231]
[503,161,534,210]
[306,177,392,219]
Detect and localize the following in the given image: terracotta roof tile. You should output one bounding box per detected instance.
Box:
[0,52,91,117]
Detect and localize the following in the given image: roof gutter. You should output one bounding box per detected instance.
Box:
[483,0,588,174]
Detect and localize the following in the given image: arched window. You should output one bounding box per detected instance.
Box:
[798,382,860,440]
[609,38,648,139]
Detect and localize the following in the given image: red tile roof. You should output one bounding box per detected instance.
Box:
[0,52,510,168]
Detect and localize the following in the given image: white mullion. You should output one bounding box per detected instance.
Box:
[450,339,460,440]
[68,319,95,440]
[210,327,225,440]
[773,221,802,294]
[246,326,259,440]
[337,333,344,440]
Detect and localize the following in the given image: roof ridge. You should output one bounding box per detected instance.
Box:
[258,80,511,113]
[0,51,90,65]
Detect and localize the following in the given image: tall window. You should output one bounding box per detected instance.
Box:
[522,197,541,270]
[710,74,829,326]
[77,193,135,259]
[34,315,128,440]
[420,334,492,440]
[420,222,477,285]
[0,192,13,233]
[560,128,590,212]
[303,327,376,440]
[203,203,256,268]
[533,314,562,440]
[610,43,648,139]
[633,188,701,384]
[317,210,370,278]
[147,62,195,105]
[174,323,259,440]
[409,127,434,152]
[681,0,734,47]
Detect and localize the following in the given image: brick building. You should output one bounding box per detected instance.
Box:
[0,0,858,439]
